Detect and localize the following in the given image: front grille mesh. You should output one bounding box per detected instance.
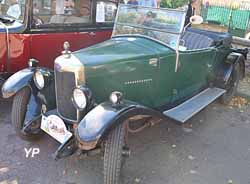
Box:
[55,70,77,121]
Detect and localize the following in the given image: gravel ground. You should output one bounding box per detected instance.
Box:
[0,94,250,184]
[238,75,250,99]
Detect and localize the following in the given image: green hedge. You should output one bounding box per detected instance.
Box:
[161,0,188,8]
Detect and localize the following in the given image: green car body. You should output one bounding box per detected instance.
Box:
[1,4,247,184]
[72,35,229,109]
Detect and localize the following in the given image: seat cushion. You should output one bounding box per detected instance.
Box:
[187,28,232,47]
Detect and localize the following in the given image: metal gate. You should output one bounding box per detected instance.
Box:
[201,0,250,38]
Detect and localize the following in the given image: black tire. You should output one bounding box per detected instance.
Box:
[104,123,126,184]
[221,62,241,105]
[12,87,42,140]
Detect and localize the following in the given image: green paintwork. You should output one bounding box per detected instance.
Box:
[73,35,230,110]
[74,36,171,108]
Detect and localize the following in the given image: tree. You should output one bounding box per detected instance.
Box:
[161,0,188,8]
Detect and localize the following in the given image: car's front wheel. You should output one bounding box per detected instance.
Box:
[221,63,241,105]
[104,122,126,184]
[12,87,42,140]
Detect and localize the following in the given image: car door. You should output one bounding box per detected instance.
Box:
[172,48,217,103]
[157,47,216,109]
[29,0,118,69]
[0,32,7,75]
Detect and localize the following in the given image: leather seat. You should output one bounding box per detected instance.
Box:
[181,28,232,50]
[181,31,215,50]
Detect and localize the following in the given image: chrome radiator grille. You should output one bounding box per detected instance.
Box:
[55,69,77,121]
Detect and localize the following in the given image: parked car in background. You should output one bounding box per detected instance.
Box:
[0,0,119,86]
[1,4,248,184]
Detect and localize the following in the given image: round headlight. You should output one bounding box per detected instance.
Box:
[73,88,87,110]
[34,70,45,90]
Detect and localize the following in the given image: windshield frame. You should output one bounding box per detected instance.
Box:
[112,4,187,50]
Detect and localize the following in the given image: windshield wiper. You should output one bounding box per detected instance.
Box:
[0,15,15,24]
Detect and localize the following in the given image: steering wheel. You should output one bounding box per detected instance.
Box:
[32,16,44,27]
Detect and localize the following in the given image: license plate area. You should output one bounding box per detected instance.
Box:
[41,115,72,144]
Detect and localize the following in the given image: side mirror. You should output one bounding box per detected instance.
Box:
[190,15,203,25]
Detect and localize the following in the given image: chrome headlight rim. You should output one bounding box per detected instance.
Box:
[72,87,88,111]
[33,70,45,90]
[109,91,123,105]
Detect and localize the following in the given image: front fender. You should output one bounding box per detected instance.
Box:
[1,68,35,98]
[76,101,136,143]
[1,67,56,134]
[76,100,166,149]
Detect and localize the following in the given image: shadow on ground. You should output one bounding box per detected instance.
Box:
[0,97,250,184]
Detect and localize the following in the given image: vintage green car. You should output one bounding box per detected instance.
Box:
[1,4,248,184]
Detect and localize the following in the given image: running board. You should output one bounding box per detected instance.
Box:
[163,88,226,123]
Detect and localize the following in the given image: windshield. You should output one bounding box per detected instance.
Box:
[0,0,26,22]
[112,4,186,49]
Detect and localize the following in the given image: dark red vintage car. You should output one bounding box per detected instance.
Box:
[0,0,119,85]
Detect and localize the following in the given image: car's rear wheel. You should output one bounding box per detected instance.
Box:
[104,122,126,184]
[221,63,240,105]
[12,87,42,140]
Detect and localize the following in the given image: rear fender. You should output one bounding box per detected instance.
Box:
[223,52,246,82]
[76,100,166,150]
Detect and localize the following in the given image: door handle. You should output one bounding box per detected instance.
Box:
[89,32,96,36]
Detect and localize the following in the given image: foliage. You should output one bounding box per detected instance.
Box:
[161,0,188,8]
